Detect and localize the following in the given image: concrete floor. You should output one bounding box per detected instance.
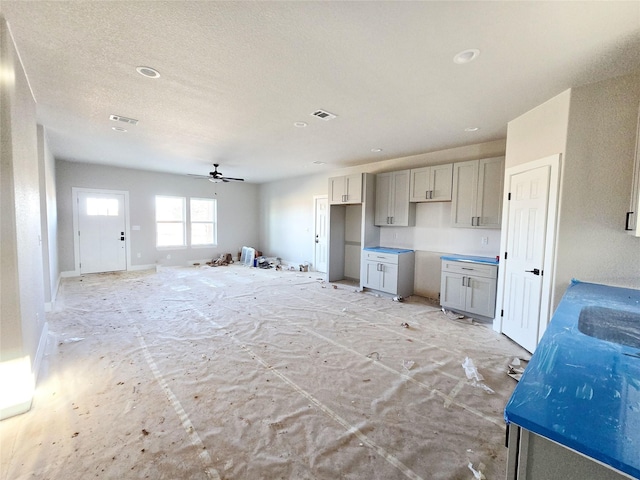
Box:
[1,265,529,479]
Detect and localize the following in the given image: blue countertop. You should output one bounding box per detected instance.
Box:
[364,247,414,254]
[440,254,499,265]
[504,280,640,478]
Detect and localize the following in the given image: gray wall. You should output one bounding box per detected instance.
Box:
[557,71,640,301]
[56,160,261,272]
[1,16,47,418]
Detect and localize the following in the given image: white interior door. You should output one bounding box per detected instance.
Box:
[314,196,328,273]
[501,165,551,352]
[77,191,127,274]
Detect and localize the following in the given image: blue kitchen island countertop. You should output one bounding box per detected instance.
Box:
[440,254,499,265]
[363,247,414,254]
[504,280,640,479]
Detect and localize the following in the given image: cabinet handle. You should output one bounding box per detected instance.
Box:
[461,276,466,286]
[476,216,481,226]
[626,211,634,231]
[429,190,433,199]
[471,217,476,226]
[390,216,394,224]
[425,190,429,200]
[467,277,472,287]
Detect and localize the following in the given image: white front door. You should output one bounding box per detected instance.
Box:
[501,165,552,352]
[314,196,328,273]
[77,191,127,274]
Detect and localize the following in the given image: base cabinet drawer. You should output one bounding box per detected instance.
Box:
[440,260,497,318]
[361,250,414,298]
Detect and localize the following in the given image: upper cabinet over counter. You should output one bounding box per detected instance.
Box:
[374,170,416,226]
[451,156,504,229]
[409,164,453,202]
[329,173,363,205]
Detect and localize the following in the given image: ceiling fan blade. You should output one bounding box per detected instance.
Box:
[221,177,244,182]
[187,173,213,179]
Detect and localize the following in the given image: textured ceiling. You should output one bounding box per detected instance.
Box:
[1,1,639,183]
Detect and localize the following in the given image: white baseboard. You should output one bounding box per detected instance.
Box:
[0,322,47,420]
[33,322,49,385]
[129,264,156,271]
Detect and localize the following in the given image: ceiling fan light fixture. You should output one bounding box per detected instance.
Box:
[208,177,223,183]
[111,126,127,132]
[136,66,161,78]
[453,49,480,64]
[464,126,479,132]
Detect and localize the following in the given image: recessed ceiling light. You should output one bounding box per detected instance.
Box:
[464,127,480,132]
[453,49,480,64]
[112,126,127,132]
[371,148,383,153]
[294,121,308,128]
[136,66,160,78]
[312,161,325,165]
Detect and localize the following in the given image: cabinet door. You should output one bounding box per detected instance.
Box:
[344,173,363,204]
[328,176,346,205]
[374,173,392,226]
[363,261,382,290]
[390,170,411,225]
[440,271,467,311]
[465,275,497,318]
[409,167,431,202]
[430,163,453,201]
[451,160,479,227]
[476,157,504,228]
[379,262,398,294]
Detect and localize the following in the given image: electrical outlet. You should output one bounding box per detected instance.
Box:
[137,253,141,258]
[166,254,171,259]
[481,237,488,245]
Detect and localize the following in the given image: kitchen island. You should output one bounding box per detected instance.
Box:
[504,280,640,479]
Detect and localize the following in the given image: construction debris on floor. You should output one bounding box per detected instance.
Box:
[0,264,530,480]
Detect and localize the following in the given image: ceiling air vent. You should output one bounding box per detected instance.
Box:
[310,109,337,121]
[109,114,139,126]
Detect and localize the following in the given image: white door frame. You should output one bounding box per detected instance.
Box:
[494,154,562,346]
[72,187,131,275]
[313,195,328,274]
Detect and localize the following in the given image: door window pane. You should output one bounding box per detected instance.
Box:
[87,197,118,216]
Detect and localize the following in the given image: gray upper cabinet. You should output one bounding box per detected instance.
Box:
[409,164,453,202]
[374,170,415,226]
[329,173,363,205]
[451,157,504,229]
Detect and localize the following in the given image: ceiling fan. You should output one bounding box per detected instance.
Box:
[194,164,245,183]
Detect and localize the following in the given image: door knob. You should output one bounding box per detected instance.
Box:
[525,268,541,276]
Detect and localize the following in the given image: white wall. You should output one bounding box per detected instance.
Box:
[259,140,507,297]
[504,89,571,169]
[37,125,58,309]
[1,16,47,419]
[56,160,260,272]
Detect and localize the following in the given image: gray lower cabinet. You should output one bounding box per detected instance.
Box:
[506,425,631,480]
[440,260,497,318]
[362,250,414,298]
